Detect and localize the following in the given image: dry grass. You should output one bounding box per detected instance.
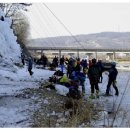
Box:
[64,98,95,127]
[20,82,102,127]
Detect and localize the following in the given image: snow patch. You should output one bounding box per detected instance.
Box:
[55,84,69,96]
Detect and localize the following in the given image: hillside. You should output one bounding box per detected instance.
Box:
[27,32,130,49]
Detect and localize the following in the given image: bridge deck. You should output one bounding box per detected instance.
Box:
[27,46,130,52]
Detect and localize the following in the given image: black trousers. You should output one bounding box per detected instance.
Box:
[106,79,118,95]
[90,83,99,94]
[22,59,25,65]
[28,68,33,75]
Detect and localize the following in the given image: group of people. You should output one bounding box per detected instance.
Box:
[49,55,119,99]
[21,53,119,99]
[87,58,119,99]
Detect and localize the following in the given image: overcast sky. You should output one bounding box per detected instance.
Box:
[25,3,130,39]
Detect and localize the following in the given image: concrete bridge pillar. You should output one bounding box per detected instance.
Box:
[33,50,36,57]
[95,51,98,59]
[59,50,61,60]
[77,50,79,58]
[41,50,44,57]
[86,53,93,60]
[113,51,116,61]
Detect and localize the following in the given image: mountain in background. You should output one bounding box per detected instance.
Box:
[27,32,130,49]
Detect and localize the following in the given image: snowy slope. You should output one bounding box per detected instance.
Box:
[0,9,21,66]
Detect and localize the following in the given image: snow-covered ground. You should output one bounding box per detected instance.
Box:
[0,66,54,127]
[84,70,130,127]
[0,8,130,127]
[0,64,130,127]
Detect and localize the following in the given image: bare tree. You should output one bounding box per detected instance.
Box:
[0,3,31,55]
[12,12,29,44]
[0,3,31,17]
[0,4,31,42]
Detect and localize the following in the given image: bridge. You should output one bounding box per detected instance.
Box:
[25,4,130,61]
[27,46,130,60]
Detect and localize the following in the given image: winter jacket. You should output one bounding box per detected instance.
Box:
[28,58,33,69]
[59,75,69,83]
[108,67,118,81]
[60,57,64,65]
[88,64,101,84]
[97,62,104,73]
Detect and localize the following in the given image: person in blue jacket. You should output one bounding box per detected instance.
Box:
[76,71,86,94]
[28,57,33,76]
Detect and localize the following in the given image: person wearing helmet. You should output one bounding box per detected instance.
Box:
[88,58,101,99]
[105,62,119,96]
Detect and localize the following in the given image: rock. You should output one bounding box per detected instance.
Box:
[56,123,60,127]
[43,99,49,104]
[56,113,63,118]
[46,88,51,91]
[51,111,56,116]
[65,111,69,116]
[47,113,50,117]
[57,118,67,123]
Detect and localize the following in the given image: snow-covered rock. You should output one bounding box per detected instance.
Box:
[43,99,49,104]
[0,9,21,66]
[55,84,69,96]
[57,117,67,123]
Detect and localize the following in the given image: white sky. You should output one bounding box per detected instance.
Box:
[25,2,130,39]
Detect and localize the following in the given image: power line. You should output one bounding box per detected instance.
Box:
[42,3,85,49]
[40,4,70,45]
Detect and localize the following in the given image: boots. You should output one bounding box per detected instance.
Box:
[115,87,119,96]
[96,90,99,98]
[115,91,119,96]
[89,93,95,99]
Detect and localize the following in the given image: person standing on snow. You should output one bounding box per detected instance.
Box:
[97,60,104,83]
[60,56,65,73]
[88,58,101,98]
[27,57,33,76]
[105,62,119,96]
[53,56,58,67]
[21,53,25,66]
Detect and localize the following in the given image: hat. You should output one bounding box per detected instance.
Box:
[111,62,116,66]
[92,58,96,64]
